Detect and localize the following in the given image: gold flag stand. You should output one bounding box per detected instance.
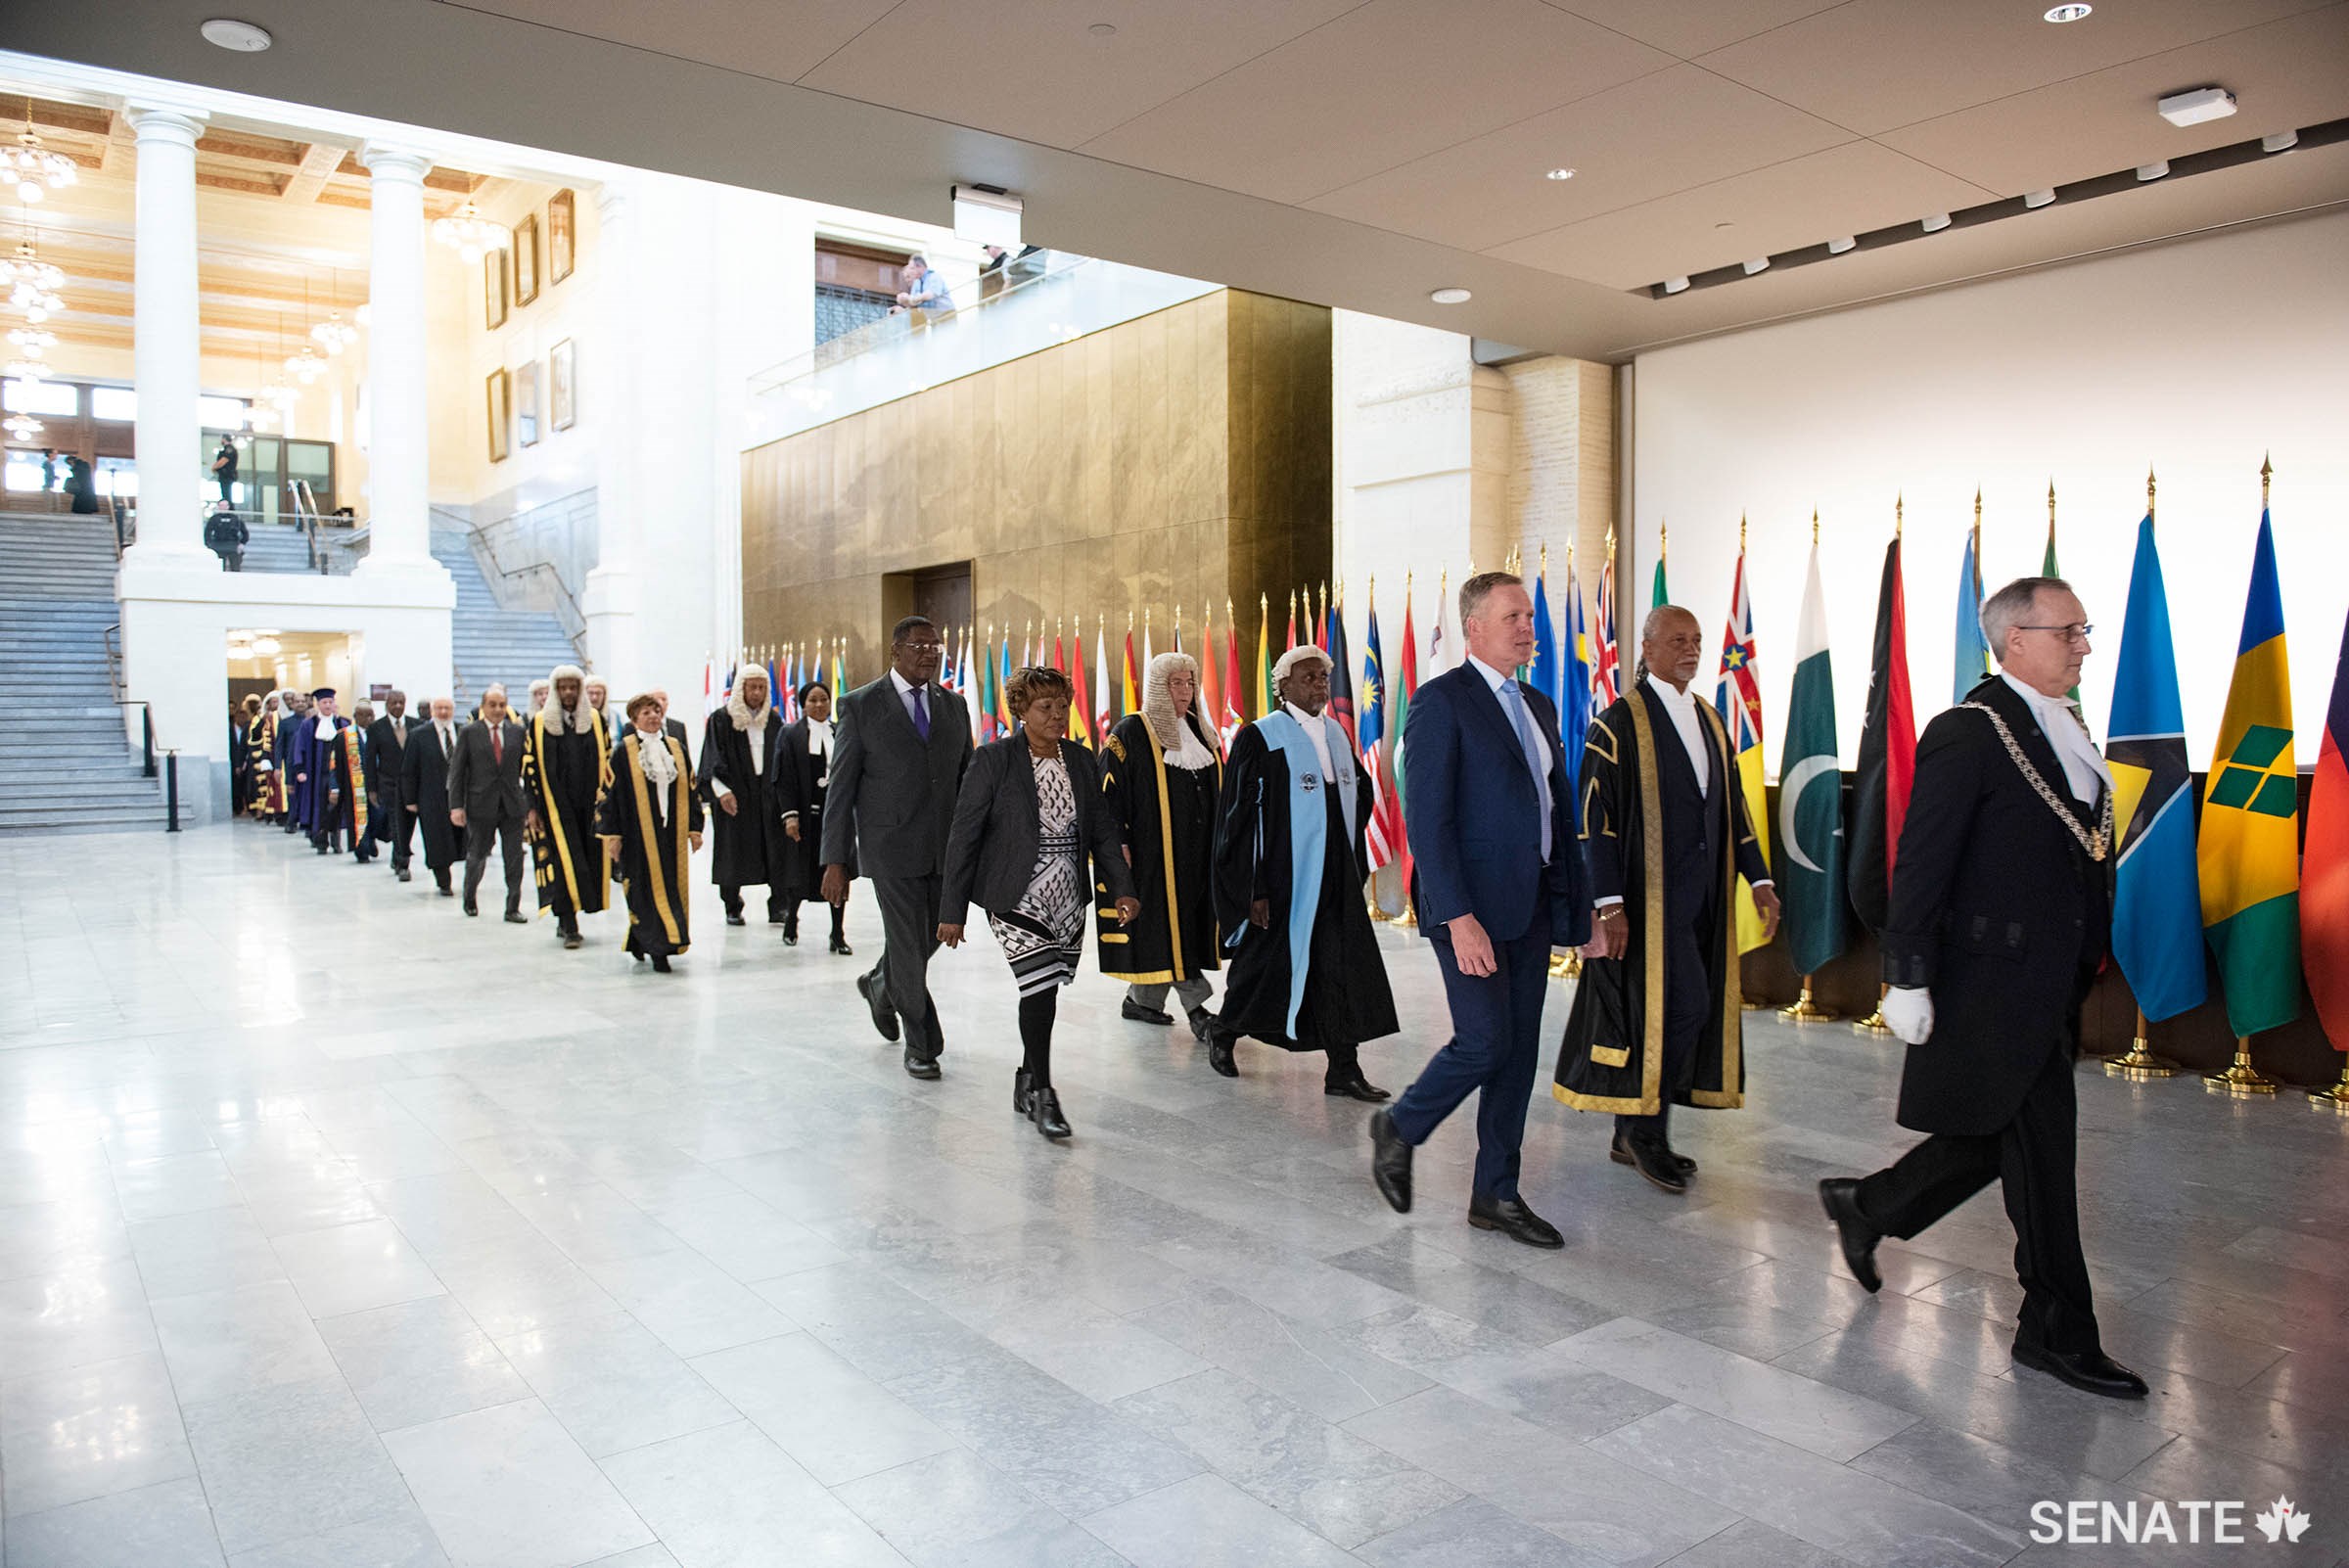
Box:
[1548,951,1582,982]
[2310,1060,2349,1112]
[2204,1036,2278,1096]
[1853,983,1891,1037]
[1779,976,1836,1023]
[1740,995,1767,1011]
[2104,1008,2179,1079]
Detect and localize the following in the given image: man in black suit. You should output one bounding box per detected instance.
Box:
[821,616,972,1079]
[444,684,530,922]
[401,696,463,896]
[365,690,425,882]
[1821,576,2143,1400]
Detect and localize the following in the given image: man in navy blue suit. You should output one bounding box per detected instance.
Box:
[1370,571,1593,1248]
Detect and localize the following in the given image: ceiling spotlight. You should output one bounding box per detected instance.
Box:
[1428,287,1471,304]
[1741,257,1771,275]
[2022,188,2056,208]
[2261,130,2299,153]
[1087,22,1117,36]
[1825,236,1856,254]
[200,17,273,51]
[2156,86,2236,128]
[2044,3,2091,19]
[2136,161,2169,181]
[1544,166,1577,181]
[1660,276,1689,296]
[1920,212,1951,233]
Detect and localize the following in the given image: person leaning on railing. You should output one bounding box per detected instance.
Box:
[889,254,952,317]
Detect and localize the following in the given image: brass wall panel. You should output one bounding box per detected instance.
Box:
[741,289,1330,683]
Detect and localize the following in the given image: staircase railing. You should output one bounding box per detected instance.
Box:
[433,495,591,656]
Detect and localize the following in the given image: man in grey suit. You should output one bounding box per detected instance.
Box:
[445,684,532,923]
[822,616,972,1079]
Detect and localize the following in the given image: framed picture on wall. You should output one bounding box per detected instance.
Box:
[549,338,576,430]
[485,368,511,462]
[515,359,540,448]
[513,213,540,306]
[484,249,508,329]
[547,189,576,285]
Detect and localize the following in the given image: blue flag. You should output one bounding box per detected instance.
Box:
[1559,555,1590,803]
[2109,515,2207,1022]
[1953,530,1990,704]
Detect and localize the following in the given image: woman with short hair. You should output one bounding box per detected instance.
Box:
[775,680,850,953]
[598,692,705,972]
[941,665,1139,1139]
[1100,651,1223,1040]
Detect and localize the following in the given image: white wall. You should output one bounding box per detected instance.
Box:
[1633,209,2349,767]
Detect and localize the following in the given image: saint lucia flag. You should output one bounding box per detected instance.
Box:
[1779,540,1847,977]
[1953,530,1990,705]
[2107,516,2205,1022]
[1715,547,1771,954]
[2198,511,2301,1038]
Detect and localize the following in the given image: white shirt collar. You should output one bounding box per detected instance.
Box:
[890,669,920,698]
[1466,655,1513,693]
[2000,671,2111,803]
[1644,669,1699,710]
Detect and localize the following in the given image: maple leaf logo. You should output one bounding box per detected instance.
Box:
[2255,1496,2312,1544]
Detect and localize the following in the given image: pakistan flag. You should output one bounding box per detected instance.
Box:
[1779,538,1847,976]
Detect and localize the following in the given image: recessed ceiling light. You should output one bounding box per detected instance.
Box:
[1428,287,1471,305]
[2044,3,2091,21]
[2136,161,2169,181]
[1544,166,1577,181]
[1920,212,1951,233]
[1825,236,1856,254]
[1713,221,1735,230]
[1660,276,1689,296]
[2022,188,2055,208]
[2262,130,2299,152]
[200,17,273,51]
[1741,257,1771,275]
[2156,86,2235,127]
[1087,22,1117,36]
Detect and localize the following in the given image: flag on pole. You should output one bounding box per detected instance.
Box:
[1849,528,1915,935]
[1359,591,1397,871]
[2045,488,2082,708]
[1559,550,1591,807]
[1255,596,1273,722]
[1715,542,1772,954]
[1954,527,1991,704]
[1285,593,1299,654]
[1651,523,1670,609]
[1325,590,1356,740]
[1198,609,1221,752]
[1092,619,1114,739]
[1068,623,1092,745]
[1221,601,1245,743]
[1142,611,1155,676]
[830,641,846,703]
[2199,507,2301,1038]
[961,632,982,745]
[2108,513,2206,1023]
[1530,558,1560,758]
[1122,622,1139,716]
[1053,625,1067,674]
[1313,585,1329,654]
[1392,581,1420,899]
[2305,604,2349,1050]
[1780,534,1847,976]
[1591,549,1622,708]
[1426,574,1451,677]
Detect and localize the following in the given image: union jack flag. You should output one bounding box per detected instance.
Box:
[1591,558,1622,709]
[1715,551,1763,753]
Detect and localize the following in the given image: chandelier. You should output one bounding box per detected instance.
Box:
[5,101,75,205]
[2,237,65,321]
[3,357,48,383]
[2,411,39,440]
[309,265,358,353]
[431,197,505,263]
[284,344,325,384]
[8,325,54,355]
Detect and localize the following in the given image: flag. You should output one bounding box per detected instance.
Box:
[1391,584,1420,899]
[1172,612,1183,655]
[2199,511,2301,1038]
[995,635,1014,736]
[1780,540,1847,976]
[778,649,797,723]
[1068,623,1091,745]
[1142,614,1155,676]
[961,632,983,745]
[1849,532,1915,935]
[1285,594,1299,653]
[1325,593,1355,740]
[1221,603,1245,743]
[1053,627,1066,674]
[1530,565,1558,737]
[1954,530,1991,704]
[1559,553,1591,807]
[1651,553,1669,610]
[1359,594,1397,871]
[704,655,719,715]
[2045,507,2082,707]
[1198,612,1221,752]
[1715,546,1771,954]
[1093,618,1114,739]
[1591,556,1622,708]
[2306,606,2349,1048]
[1426,577,1451,677]
[1122,624,1139,716]
[830,643,845,703]
[2108,514,2206,1023]
[1255,598,1273,722]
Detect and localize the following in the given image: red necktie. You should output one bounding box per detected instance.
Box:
[491,726,504,766]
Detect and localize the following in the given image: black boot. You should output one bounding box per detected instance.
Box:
[1013,1068,1035,1115]
[1030,1086,1071,1140]
[1207,1028,1238,1078]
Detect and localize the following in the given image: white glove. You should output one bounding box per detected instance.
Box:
[1881,986,1934,1045]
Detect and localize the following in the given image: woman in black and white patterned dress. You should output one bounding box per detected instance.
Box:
[941,666,1139,1138]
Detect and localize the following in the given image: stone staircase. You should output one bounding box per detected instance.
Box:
[433,528,580,713]
[236,517,345,575]
[0,513,168,835]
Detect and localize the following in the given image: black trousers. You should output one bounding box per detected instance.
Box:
[869,873,944,1062]
[383,791,414,868]
[1617,877,1718,1148]
[463,810,527,912]
[783,898,845,942]
[1388,922,1552,1203]
[1856,1039,2099,1355]
[722,883,786,920]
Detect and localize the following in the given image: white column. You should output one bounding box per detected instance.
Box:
[582,181,640,688]
[352,145,446,587]
[122,106,209,570]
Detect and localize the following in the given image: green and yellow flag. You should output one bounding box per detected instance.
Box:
[2198,508,2301,1038]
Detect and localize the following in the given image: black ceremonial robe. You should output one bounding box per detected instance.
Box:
[596,731,703,959]
[401,724,462,874]
[1097,711,1222,985]
[1212,713,1398,1051]
[698,707,790,896]
[1556,683,1766,1116]
[523,708,611,919]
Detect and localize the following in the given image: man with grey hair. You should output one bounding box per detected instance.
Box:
[1819,576,2143,1399]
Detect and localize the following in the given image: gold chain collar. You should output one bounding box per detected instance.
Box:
[1958,701,2112,862]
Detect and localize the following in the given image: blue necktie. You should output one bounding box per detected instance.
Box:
[910,685,930,741]
[1499,680,1552,862]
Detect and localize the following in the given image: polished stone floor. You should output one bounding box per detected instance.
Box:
[3,825,2347,1568]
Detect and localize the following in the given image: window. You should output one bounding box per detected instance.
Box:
[3,378,76,416]
[95,457,135,497]
[198,395,247,430]
[92,386,137,421]
[3,454,48,491]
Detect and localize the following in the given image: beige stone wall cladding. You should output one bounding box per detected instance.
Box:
[740,291,1331,677]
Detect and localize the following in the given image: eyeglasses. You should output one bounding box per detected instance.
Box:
[2017,623,2094,644]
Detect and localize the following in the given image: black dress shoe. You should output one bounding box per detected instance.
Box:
[1619,1137,1687,1195]
[651,954,671,973]
[1013,1068,1035,1115]
[463,897,479,917]
[1031,1086,1072,1139]
[1611,1134,1696,1176]
[562,932,583,950]
[856,971,900,1042]
[504,909,529,924]
[1468,1194,1565,1249]
[396,868,412,883]
[2012,1341,2148,1399]
[1122,998,1175,1027]
[438,884,454,898]
[725,912,746,927]
[903,1050,942,1081]
[1324,1073,1392,1103]
[1368,1108,1413,1214]
[1207,1034,1238,1077]
[1817,1177,1883,1294]
[1186,1006,1214,1043]
[830,935,853,956]
[782,929,799,946]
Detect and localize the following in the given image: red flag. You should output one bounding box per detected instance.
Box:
[2307,608,2349,1049]
[1198,612,1222,755]
[1285,595,1298,652]
[1394,591,1419,899]
[1068,625,1092,744]
[1849,531,1916,933]
[1054,632,1067,673]
[1122,628,1139,716]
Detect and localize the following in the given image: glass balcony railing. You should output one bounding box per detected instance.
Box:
[746,253,1220,444]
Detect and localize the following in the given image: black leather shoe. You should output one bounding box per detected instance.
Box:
[1368,1108,1412,1214]
[1122,998,1175,1027]
[1186,1006,1214,1043]
[1325,1073,1392,1102]
[1817,1177,1883,1293]
[438,881,453,897]
[651,954,671,973]
[830,935,853,956]
[1611,1134,1696,1176]
[1468,1194,1565,1249]
[1031,1086,1072,1139]
[782,928,799,946]
[903,1049,941,1081]
[504,909,529,924]
[1207,1033,1238,1078]
[857,971,900,1042]
[463,897,479,917]
[562,932,583,950]
[1620,1137,1687,1195]
[2012,1341,2148,1399]
[1013,1068,1035,1115]
[725,912,746,927]
[396,868,412,883]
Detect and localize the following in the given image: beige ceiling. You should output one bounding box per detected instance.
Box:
[13,0,2349,359]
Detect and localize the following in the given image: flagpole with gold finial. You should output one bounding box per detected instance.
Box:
[1736,516,1768,1008]
[2208,457,2282,1096]
[2106,466,2185,1080]
[1782,508,1839,1023]
[1853,495,1903,1035]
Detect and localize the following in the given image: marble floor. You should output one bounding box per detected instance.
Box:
[3,825,2347,1568]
